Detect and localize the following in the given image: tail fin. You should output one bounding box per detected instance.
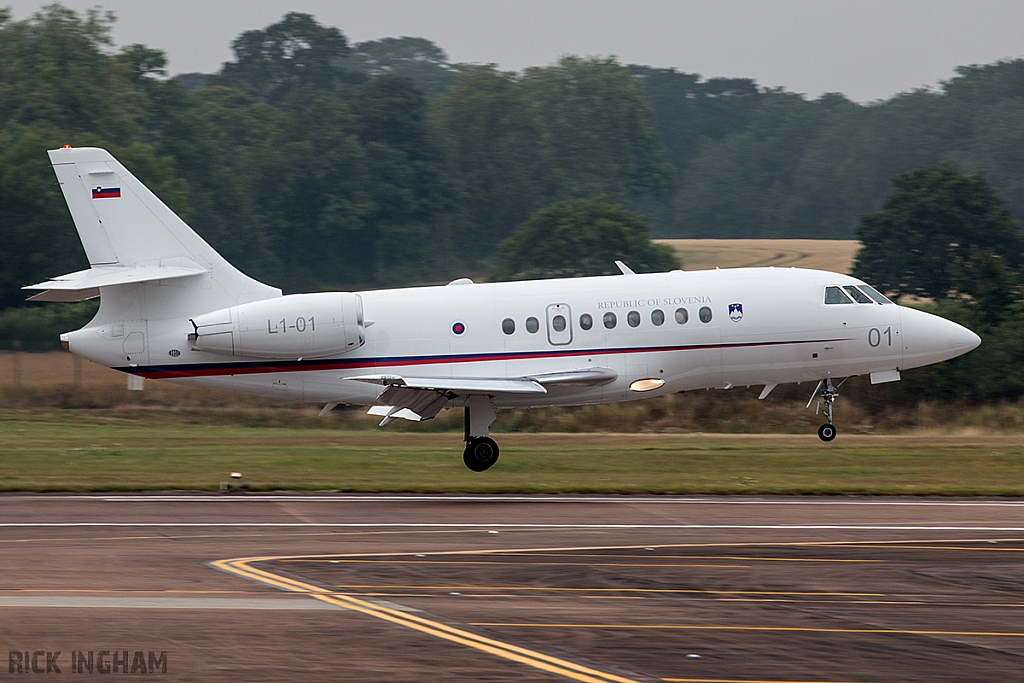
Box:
[33,147,279,312]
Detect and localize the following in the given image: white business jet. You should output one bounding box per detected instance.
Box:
[26,147,981,471]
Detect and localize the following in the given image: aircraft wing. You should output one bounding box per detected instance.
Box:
[349,367,617,424]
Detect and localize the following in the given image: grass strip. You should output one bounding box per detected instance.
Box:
[1,411,1023,494]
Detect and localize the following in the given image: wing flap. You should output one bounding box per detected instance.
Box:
[348,374,547,395]
[366,385,451,425]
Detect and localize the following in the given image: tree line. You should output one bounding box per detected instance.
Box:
[0,7,674,311]
[5,4,1024,388]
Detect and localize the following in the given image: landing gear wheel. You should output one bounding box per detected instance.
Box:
[818,423,837,442]
[463,437,500,472]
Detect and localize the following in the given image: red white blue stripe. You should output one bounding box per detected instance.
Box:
[92,187,120,199]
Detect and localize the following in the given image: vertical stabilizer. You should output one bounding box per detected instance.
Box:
[47,146,279,315]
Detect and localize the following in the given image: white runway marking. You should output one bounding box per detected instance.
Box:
[0,596,339,610]
[11,494,1024,507]
[1,523,1022,531]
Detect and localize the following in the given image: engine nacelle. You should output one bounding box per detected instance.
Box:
[189,292,364,359]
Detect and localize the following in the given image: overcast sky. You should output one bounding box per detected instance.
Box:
[6,0,1024,102]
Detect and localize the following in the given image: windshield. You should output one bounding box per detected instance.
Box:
[857,284,892,304]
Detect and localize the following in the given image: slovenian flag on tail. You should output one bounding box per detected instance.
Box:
[92,186,120,199]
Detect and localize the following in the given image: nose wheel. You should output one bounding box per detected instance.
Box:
[808,377,843,442]
[817,423,837,442]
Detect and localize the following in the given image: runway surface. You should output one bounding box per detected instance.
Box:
[1,494,1022,681]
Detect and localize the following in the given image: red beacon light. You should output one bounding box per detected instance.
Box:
[61,144,72,149]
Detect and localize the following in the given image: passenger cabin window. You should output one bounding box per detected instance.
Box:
[843,285,874,304]
[552,315,566,332]
[526,316,539,333]
[824,286,854,304]
[699,306,712,323]
[502,318,515,335]
[580,313,593,330]
[603,312,617,329]
[627,310,641,327]
[675,307,688,324]
[859,284,893,304]
[651,309,665,326]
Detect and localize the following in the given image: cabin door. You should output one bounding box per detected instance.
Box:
[546,304,573,345]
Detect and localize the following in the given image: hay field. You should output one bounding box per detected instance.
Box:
[0,350,122,387]
[655,239,861,273]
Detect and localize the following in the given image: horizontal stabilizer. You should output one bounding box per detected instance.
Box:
[24,264,206,301]
[25,288,100,303]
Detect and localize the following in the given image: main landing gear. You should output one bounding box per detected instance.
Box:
[464,436,499,472]
[808,377,844,442]
[463,395,499,471]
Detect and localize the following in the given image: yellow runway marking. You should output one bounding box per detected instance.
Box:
[827,544,1024,552]
[330,585,883,597]
[284,559,751,568]
[499,553,881,563]
[471,623,1024,638]
[211,555,643,683]
[662,678,872,683]
[0,589,256,595]
[209,538,1016,681]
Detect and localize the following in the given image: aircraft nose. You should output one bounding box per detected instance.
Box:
[951,323,982,353]
[899,306,981,369]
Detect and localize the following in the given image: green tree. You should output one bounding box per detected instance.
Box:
[429,65,545,258]
[676,90,832,238]
[145,84,282,284]
[431,58,675,262]
[256,89,374,290]
[350,37,455,99]
[492,198,678,280]
[854,164,1024,308]
[629,66,761,177]
[0,5,146,142]
[218,13,360,102]
[117,43,168,84]
[343,75,458,284]
[520,57,675,202]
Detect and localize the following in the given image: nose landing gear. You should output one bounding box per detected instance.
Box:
[808,377,843,442]
[817,423,837,442]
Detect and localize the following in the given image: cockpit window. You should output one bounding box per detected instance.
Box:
[843,285,874,304]
[824,286,854,304]
[858,284,893,304]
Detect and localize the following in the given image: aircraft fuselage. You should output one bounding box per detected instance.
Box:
[67,267,973,408]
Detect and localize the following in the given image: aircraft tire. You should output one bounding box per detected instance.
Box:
[818,423,837,442]
[463,437,500,472]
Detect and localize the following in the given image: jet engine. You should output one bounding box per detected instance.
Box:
[189,292,364,359]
